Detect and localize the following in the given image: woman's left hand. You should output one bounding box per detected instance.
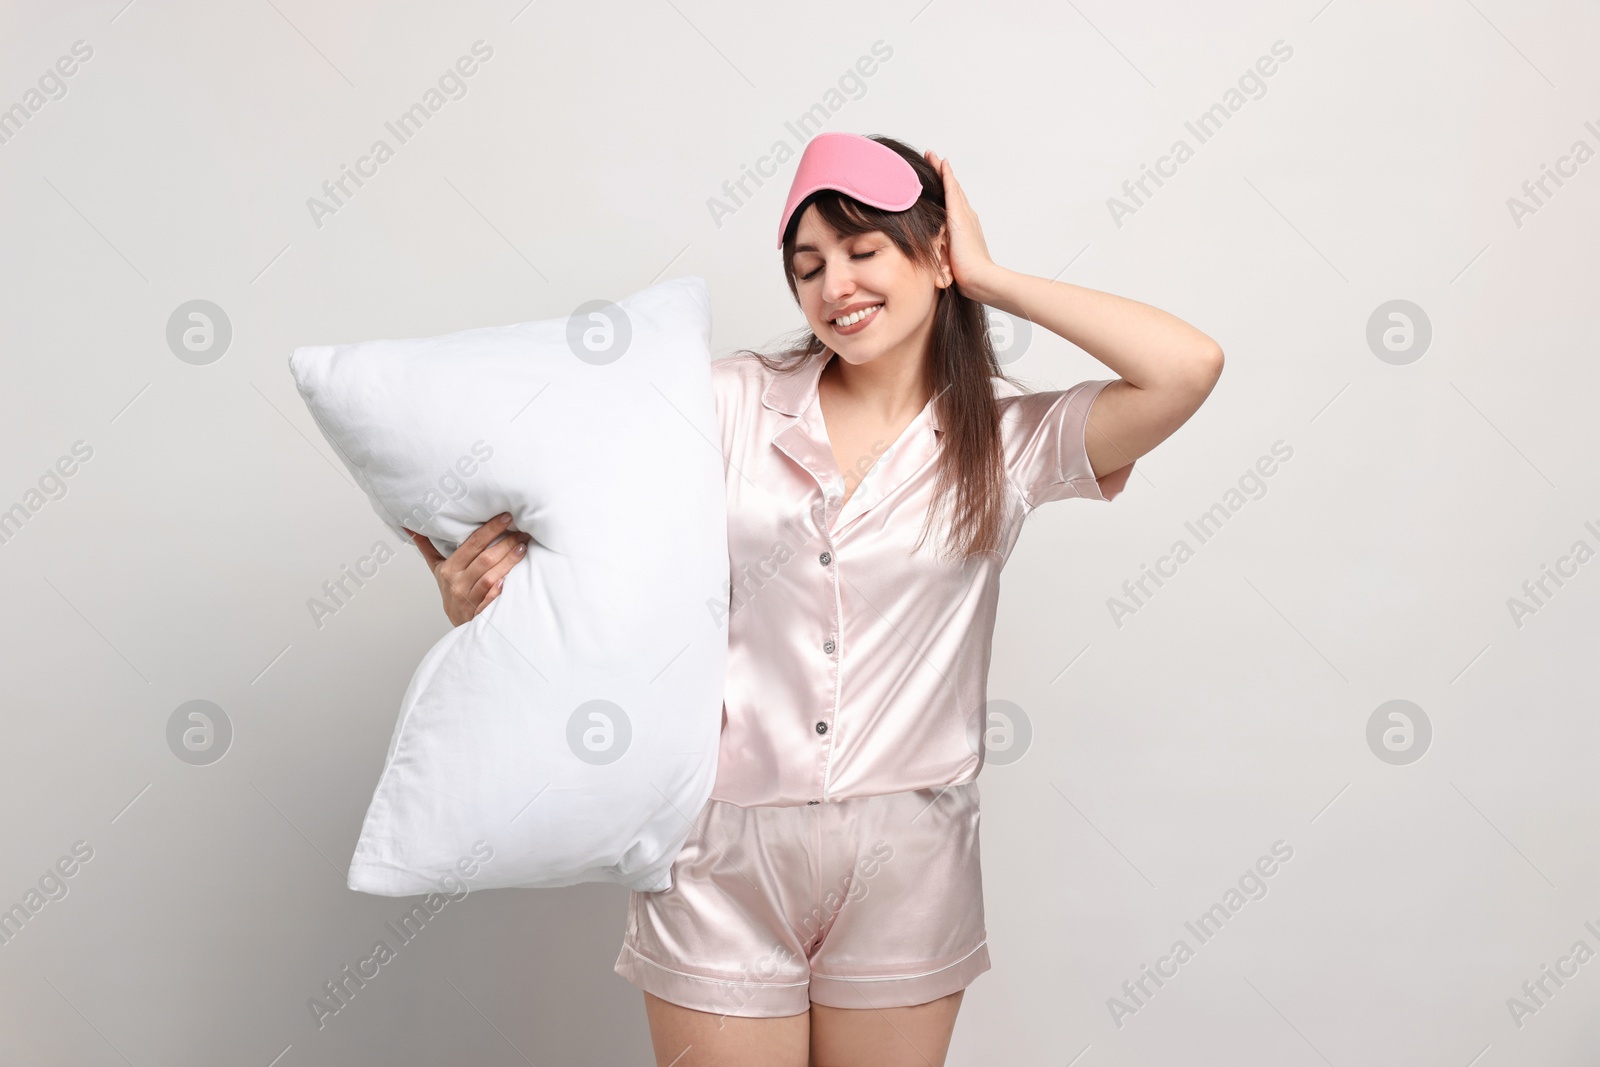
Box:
[924,149,1002,300]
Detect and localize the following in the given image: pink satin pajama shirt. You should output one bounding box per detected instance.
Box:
[613,346,1134,1016]
[708,347,1134,808]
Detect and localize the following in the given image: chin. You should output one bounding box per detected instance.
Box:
[817,327,886,361]
[824,343,880,365]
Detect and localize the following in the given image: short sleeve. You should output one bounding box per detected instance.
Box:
[1003,378,1134,510]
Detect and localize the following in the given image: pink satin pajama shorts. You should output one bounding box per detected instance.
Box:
[613,780,990,1018]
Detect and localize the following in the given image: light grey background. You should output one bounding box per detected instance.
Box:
[2,0,1597,1063]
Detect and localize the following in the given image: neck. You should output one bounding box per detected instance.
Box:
[821,340,931,421]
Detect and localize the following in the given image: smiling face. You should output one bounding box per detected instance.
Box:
[790,202,950,370]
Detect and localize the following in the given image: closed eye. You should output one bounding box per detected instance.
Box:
[799,250,877,282]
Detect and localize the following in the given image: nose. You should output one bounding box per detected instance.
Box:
[820,256,856,305]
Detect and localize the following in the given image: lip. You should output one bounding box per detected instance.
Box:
[829,302,883,336]
[828,299,883,321]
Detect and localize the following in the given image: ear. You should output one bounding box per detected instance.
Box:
[932,224,953,289]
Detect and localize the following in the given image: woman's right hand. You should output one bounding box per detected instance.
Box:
[404,513,532,626]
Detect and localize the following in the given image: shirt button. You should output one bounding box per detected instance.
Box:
[822,639,836,654]
[815,721,828,735]
[819,551,832,566]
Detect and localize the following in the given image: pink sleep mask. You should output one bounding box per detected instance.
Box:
[776,132,922,249]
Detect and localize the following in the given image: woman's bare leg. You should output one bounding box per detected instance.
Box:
[642,990,811,1067]
[806,989,965,1067]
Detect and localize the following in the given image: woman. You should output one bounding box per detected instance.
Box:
[408,133,1222,1066]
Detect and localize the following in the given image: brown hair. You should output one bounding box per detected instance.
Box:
[733,134,1023,562]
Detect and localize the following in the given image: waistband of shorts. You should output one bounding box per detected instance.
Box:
[706,778,979,812]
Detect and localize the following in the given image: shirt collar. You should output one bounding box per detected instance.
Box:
[760,346,944,433]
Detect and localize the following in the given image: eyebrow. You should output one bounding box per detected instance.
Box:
[793,236,874,254]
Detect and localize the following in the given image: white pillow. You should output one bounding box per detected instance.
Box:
[288,275,728,896]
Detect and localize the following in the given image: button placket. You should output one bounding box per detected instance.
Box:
[814,505,841,801]
[768,391,855,807]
